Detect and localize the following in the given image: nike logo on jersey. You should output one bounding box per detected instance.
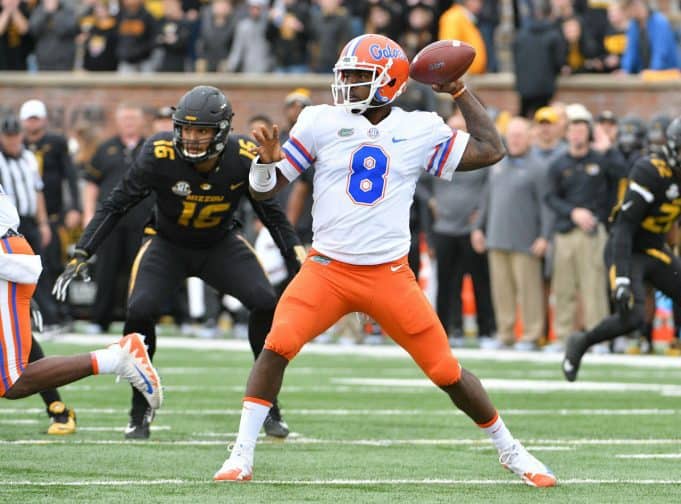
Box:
[621,201,633,211]
[390,264,404,272]
[230,181,245,191]
[392,137,408,143]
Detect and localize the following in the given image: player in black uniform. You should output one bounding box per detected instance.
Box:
[562,117,681,381]
[53,86,304,438]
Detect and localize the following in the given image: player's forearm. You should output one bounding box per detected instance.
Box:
[455,91,505,170]
[249,171,289,201]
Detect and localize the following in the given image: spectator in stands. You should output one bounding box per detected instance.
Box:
[438,0,487,74]
[267,0,312,73]
[512,0,564,118]
[195,0,235,72]
[600,0,628,72]
[559,15,602,73]
[545,104,619,351]
[310,0,353,73]
[0,0,33,70]
[117,0,158,73]
[400,3,436,61]
[472,117,553,350]
[619,0,680,74]
[364,1,400,41]
[77,0,118,71]
[433,109,496,347]
[29,0,79,70]
[156,0,191,72]
[478,0,500,72]
[226,0,271,73]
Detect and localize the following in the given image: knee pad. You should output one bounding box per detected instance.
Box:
[263,320,305,361]
[426,354,462,387]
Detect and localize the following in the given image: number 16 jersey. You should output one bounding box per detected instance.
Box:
[277,105,469,265]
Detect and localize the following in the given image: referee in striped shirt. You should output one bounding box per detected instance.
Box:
[0,114,77,433]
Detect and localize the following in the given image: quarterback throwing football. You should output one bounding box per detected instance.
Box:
[214,34,557,487]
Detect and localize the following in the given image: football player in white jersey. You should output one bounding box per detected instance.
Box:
[0,183,163,410]
[214,34,557,487]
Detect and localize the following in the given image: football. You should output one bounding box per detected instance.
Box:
[409,40,476,85]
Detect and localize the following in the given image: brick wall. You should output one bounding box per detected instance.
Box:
[0,72,679,137]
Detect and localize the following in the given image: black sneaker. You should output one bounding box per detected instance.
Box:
[562,332,587,382]
[124,407,154,439]
[264,401,289,438]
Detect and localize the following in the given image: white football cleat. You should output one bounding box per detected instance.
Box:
[499,440,557,487]
[113,333,163,410]
[213,454,253,482]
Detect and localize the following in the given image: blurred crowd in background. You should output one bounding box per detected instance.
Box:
[0,0,679,76]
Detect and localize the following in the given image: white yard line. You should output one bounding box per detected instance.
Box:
[49,334,681,368]
[333,377,681,394]
[4,478,681,486]
[0,438,679,447]
[616,454,681,459]
[0,407,679,416]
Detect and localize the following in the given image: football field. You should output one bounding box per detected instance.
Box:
[2,335,681,503]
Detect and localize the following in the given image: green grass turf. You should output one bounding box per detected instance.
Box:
[1,341,680,503]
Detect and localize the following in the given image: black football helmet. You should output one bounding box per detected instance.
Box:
[660,117,681,173]
[617,115,647,157]
[648,114,671,146]
[172,86,234,163]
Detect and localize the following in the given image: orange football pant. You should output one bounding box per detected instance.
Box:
[0,236,36,397]
[265,250,462,386]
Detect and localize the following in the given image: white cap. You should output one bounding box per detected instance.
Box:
[565,103,592,124]
[19,99,47,120]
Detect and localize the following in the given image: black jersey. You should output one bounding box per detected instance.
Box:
[24,133,81,217]
[610,155,681,278]
[78,132,300,254]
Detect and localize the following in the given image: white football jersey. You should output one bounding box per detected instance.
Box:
[277,105,469,265]
[0,183,20,237]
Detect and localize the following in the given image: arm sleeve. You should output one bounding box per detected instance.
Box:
[83,145,105,184]
[249,194,301,256]
[422,114,470,181]
[277,106,317,183]
[611,163,656,278]
[77,141,155,254]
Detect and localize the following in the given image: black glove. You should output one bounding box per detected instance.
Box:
[52,248,91,302]
[613,277,634,316]
[30,299,43,333]
[283,244,307,279]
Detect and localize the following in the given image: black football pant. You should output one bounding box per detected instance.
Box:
[124,232,278,418]
[583,247,681,349]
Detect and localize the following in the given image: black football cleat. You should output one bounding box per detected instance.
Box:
[264,401,289,438]
[562,332,587,382]
[124,407,154,439]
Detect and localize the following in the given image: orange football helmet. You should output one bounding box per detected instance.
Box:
[332,34,409,113]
